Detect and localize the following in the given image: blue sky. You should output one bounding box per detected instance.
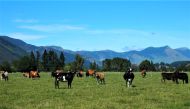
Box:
[0,1,190,52]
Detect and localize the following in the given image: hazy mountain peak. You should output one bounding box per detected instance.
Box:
[176,47,189,51]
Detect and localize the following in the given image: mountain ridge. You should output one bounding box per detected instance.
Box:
[0,36,190,65]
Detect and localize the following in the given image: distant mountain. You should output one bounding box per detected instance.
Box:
[0,36,27,63]
[0,36,190,65]
[132,46,189,63]
[175,47,190,58]
[0,36,76,63]
[0,36,37,52]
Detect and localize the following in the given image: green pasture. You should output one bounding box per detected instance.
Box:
[0,72,190,109]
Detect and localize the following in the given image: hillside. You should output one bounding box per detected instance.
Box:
[0,36,190,65]
[0,36,27,63]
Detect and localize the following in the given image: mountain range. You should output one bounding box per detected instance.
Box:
[0,36,190,65]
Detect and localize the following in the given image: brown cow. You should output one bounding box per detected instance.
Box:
[141,70,146,78]
[86,69,95,77]
[23,71,40,78]
[95,72,105,84]
[30,71,40,78]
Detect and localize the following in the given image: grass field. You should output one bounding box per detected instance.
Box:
[0,72,190,109]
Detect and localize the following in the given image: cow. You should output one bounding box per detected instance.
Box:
[23,71,40,79]
[95,72,105,84]
[1,71,8,81]
[161,72,176,83]
[86,69,95,77]
[54,71,75,89]
[123,68,134,87]
[76,71,83,77]
[0,71,4,80]
[173,71,188,84]
[161,71,188,84]
[141,69,146,78]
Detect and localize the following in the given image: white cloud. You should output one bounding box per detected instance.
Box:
[8,33,46,41]
[13,19,38,23]
[85,29,152,37]
[18,24,85,32]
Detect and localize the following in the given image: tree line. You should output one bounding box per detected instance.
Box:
[0,50,86,72]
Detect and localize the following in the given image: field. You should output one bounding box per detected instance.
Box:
[0,72,190,109]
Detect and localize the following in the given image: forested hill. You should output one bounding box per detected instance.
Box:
[0,36,27,63]
[0,36,190,65]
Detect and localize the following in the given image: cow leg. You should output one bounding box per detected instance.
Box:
[127,79,132,87]
[176,79,179,84]
[68,81,71,88]
[55,80,59,89]
[127,81,130,87]
[103,78,105,84]
[162,78,165,83]
[96,78,99,85]
[126,80,127,86]
[5,76,8,81]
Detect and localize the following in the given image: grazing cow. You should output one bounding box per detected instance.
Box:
[141,70,146,78]
[173,71,188,84]
[76,71,83,77]
[86,69,95,77]
[23,71,40,78]
[54,71,75,89]
[161,72,175,83]
[1,71,8,81]
[95,72,105,84]
[123,68,134,87]
[161,71,188,84]
[30,71,40,78]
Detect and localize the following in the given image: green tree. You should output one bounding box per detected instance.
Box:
[48,50,59,71]
[13,56,31,72]
[59,52,65,69]
[42,49,48,71]
[36,51,40,70]
[139,60,154,71]
[90,61,97,70]
[30,51,36,70]
[102,58,131,72]
[74,54,84,71]
[0,61,12,72]
[102,59,112,71]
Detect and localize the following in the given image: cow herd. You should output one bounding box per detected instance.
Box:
[51,69,106,88]
[0,69,189,89]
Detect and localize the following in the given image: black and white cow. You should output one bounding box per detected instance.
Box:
[54,71,75,89]
[123,68,134,87]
